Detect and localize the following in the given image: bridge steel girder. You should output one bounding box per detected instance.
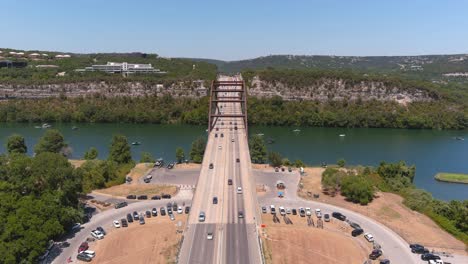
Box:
[209,79,248,135]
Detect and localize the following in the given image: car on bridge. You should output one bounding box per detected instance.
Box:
[228,179,233,185]
[207,232,214,240]
[213,197,218,204]
[209,163,214,169]
[237,187,242,194]
[199,212,206,222]
[238,211,244,218]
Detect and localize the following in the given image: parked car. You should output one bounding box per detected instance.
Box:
[288,167,292,172]
[410,243,424,249]
[151,195,161,200]
[270,205,276,214]
[332,212,346,221]
[82,250,95,258]
[162,194,171,199]
[275,167,279,172]
[145,210,151,218]
[160,207,166,216]
[228,179,233,185]
[351,228,364,237]
[121,219,128,227]
[324,214,330,222]
[185,206,190,214]
[421,253,441,261]
[364,233,374,242]
[349,222,361,230]
[299,207,306,217]
[152,208,158,216]
[177,206,183,214]
[199,212,206,222]
[286,208,291,214]
[279,206,286,216]
[213,197,218,204]
[77,253,92,262]
[412,246,429,254]
[221,133,224,137]
[215,133,218,138]
[78,242,89,253]
[71,223,81,232]
[137,195,148,200]
[127,213,133,223]
[170,214,175,221]
[369,249,382,260]
[172,202,178,211]
[113,220,121,228]
[126,195,136,199]
[96,226,106,235]
[114,201,128,209]
[379,259,390,264]
[133,211,139,220]
[238,211,244,218]
[262,206,267,213]
[139,215,145,224]
[90,230,104,239]
[292,208,297,215]
[144,177,151,183]
[209,163,214,169]
[207,232,214,240]
[305,208,312,216]
[315,209,322,218]
[167,207,173,214]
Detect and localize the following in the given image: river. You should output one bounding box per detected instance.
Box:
[0,123,467,201]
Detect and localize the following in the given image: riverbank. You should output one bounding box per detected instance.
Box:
[435,173,468,184]
[296,166,467,254]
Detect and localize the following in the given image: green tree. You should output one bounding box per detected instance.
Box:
[83,147,98,160]
[108,135,132,164]
[340,175,374,205]
[6,134,27,154]
[189,137,206,163]
[337,159,346,167]
[175,147,185,163]
[34,129,66,155]
[249,135,267,163]
[140,152,155,163]
[268,151,283,167]
[294,159,305,168]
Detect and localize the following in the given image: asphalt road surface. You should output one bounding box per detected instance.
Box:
[178,75,261,264]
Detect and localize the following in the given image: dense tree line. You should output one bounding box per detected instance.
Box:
[320,161,468,244]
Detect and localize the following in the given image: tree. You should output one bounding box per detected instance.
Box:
[6,134,27,154]
[175,147,185,163]
[268,151,283,167]
[140,152,155,163]
[249,135,267,163]
[340,175,374,205]
[337,159,346,167]
[108,135,132,164]
[294,159,305,168]
[83,147,98,160]
[189,137,206,163]
[34,129,66,155]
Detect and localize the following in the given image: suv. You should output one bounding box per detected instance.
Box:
[127,213,133,223]
[121,219,128,227]
[228,179,233,185]
[412,246,429,254]
[137,195,148,200]
[270,205,276,214]
[114,201,128,209]
[213,197,218,204]
[421,253,440,261]
[126,194,136,199]
[151,195,161,200]
[332,212,346,221]
[351,228,364,237]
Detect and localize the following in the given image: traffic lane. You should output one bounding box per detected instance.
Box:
[188,223,216,264]
[258,198,420,264]
[51,198,191,264]
[226,223,251,264]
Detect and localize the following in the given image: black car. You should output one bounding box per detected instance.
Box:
[238,211,244,218]
[151,195,161,200]
[221,133,224,137]
[167,207,173,214]
[133,211,139,220]
[143,178,151,183]
[292,209,297,215]
[185,206,190,214]
[421,253,440,261]
[215,133,218,138]
[351,228,364,237]
[152,208,158,216]
[216,127,219,131]
[137,195,148,200]
[96,226,106,235]
[228,179,233,185]
[379,259,390,264]
[160,207,166,216]
[213,197,218,204]
[209,163,214,169]
[146,210,151,218]
[410,243,424,249]
[234,126,237,130]
[349,222,361,230]
[121,219,128,227]
[236,158,240,163]
[162,194,171,199]
[127,213,133,223]
[77,253,92,262]
[126,195,136,199]
[172,202,178,211]
[332,212,346,221]
[114,201,128,209]
[369,249,382,260]
[167,162,175,169]
[411,246,429,254]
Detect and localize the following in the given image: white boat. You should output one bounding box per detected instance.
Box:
[339,134,346,137]
[41,123,51,128]
[293,129,301,132]
[34,126,42,129]
[256,133,264,136]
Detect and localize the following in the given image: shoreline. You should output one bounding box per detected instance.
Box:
[435,173,468,184]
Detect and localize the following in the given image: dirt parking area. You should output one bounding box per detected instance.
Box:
[95,184,178,198]
[298,167,467,255]
[174,163,202,170]
[261,214,370,264]
[85,216,186,264]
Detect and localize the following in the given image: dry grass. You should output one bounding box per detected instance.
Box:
[95,184,177,198]
[127,163,153,184]
[299,167,468,255]
[174,163,202,170]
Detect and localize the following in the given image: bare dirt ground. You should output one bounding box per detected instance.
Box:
[95,184,177,198]
[261,214,370,264]
[69,159,86,168]
[175,163,202,170]
[297,167,467,255]
[87,216,185,264]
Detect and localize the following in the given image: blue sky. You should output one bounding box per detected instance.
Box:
[1,0,467,60]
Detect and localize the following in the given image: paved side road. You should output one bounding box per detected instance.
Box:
[49,198,191,264]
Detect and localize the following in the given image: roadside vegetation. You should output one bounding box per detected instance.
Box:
[435,172,468,184]
[320,161,468,245]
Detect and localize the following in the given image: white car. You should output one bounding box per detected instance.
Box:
[236,187,243,194]
[315,209,322,218]
[279,206,286,215]
[270,205,276,214]
[83,250,95,258]
[90,230,104,240]
[305,207,312,216]
[218,146,222,149]
[113,220,121,228]
[429,260,444,264]
[364,233,374,242]
[145,174,152,180]
[286,208,291,214]
[207,232,214,240]
[231,138,234,142]
[177,206,183,214]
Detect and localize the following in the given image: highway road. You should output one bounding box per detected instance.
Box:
[178,76,262,264]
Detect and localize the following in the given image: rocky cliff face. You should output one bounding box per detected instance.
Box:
[248,76,437,105]
[0,81,208,99]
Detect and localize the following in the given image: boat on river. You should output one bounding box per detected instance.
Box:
[293,129,301,132]
[455,137,465,141]
[131,141,141,146]
[256,133,264,136]
[72,126,78,130]
[41,123,51,129]
[339,134,346,137]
